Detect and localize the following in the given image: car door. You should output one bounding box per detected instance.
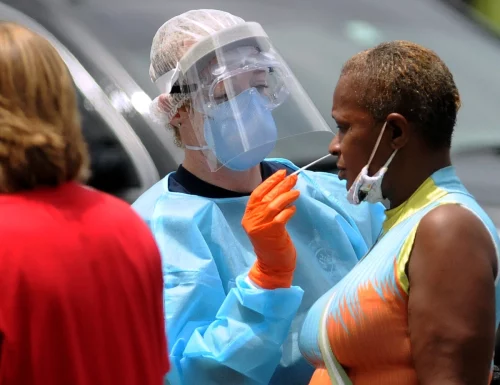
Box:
[0,2,160,203]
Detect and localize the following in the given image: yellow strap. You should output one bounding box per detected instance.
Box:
[395,224,419,294]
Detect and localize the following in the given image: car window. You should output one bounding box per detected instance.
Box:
[0,2,147,202]
[77,89,141,197]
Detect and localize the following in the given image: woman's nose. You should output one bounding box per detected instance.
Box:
[328,134,341,156]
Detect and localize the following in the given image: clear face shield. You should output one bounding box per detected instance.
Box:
[155,22,334,172]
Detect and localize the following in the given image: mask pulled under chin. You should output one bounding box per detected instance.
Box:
[346,121,397,205]
[347,164,391,205]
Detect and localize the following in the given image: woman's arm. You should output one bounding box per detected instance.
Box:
[408,204,497,385]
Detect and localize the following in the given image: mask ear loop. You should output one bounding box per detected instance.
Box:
[366,121,389,169]
[357,121,395,202]
[185,145,210,151]
[382,148,398,169]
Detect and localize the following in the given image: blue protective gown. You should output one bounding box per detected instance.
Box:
[133,158,385,385]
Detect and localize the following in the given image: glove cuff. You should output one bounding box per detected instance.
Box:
[248,261,295,290]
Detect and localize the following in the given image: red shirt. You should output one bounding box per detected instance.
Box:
[0,183,169,385]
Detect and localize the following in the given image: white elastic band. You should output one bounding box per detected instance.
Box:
[383,149,398,169]
[366,121,388,167]
[290,154,332,176]
[185,144,210,151]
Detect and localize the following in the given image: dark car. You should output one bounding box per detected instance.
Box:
[1,0,184,203]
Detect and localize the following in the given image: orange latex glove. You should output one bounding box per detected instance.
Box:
[242,169,300,289]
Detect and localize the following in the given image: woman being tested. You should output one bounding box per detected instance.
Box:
[243,40,500,384]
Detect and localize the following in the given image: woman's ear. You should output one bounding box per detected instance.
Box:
[169,103,191,127]
[386,113,410,150]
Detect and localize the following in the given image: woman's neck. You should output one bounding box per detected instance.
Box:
[387,149,451,209]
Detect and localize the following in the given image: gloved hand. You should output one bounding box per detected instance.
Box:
[242,169,300,289]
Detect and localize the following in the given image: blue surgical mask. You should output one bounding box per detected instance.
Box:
[186,88,278,171]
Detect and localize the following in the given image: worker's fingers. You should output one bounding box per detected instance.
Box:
[262,174,298,204]
[243,188,299,231]
[250,170,287,203]
[267,190,300,215]
[274,206,297,225]
[259,189,299,222]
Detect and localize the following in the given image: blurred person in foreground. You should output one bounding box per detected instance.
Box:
[0,22,168,385]
[132,9,385,385]
[243,40,500,385]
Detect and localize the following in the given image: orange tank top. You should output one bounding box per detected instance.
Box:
[299,167,500,384]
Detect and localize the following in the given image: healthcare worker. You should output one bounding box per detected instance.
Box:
[133,9,385,385]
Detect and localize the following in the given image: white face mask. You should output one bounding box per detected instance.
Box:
[347,121,398,205]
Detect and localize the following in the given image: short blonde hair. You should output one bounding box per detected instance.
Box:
[0,22,90,193]
[340,40,461,149]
